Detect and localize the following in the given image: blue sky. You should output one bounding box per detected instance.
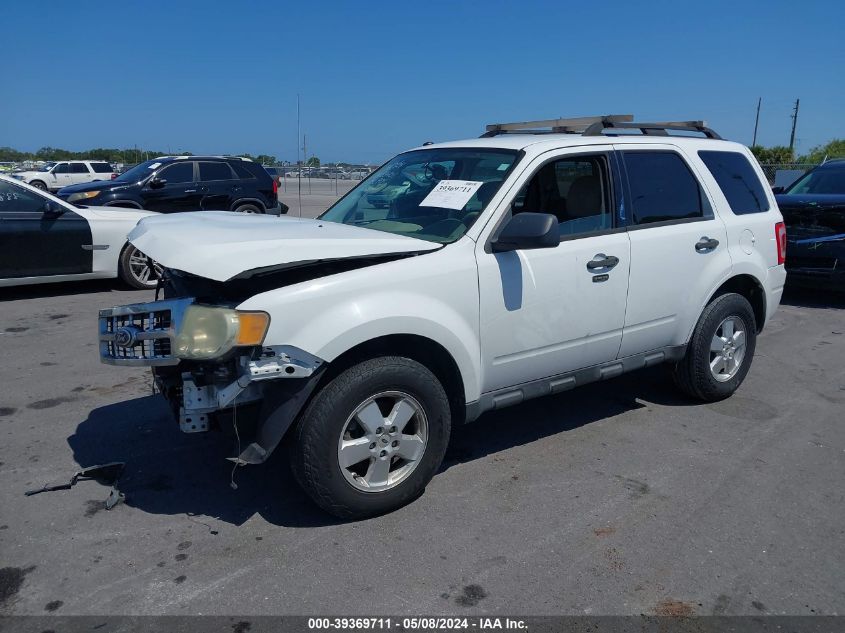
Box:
[2,0,843,163]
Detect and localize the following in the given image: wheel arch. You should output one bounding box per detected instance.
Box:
[106,200,144,209]
[705,273,767,333]
[314,334,468,426]
[230,198,266,212]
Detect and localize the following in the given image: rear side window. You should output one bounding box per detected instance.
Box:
[623,151,704,225]
[91,162,114,173]
[232,162,257,179]
[71,163,90,174]
[199,162,235,181]
[698,151,769,214]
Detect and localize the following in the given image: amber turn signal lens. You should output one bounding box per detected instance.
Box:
[235,311,270,346]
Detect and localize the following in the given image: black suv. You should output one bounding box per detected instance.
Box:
[57,156,287,215]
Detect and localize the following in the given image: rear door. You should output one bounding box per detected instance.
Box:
[70,162,92,185]
[616,145,731,356]
[0,180,92,279]
[197,161,239,210]
[141,161,200,212]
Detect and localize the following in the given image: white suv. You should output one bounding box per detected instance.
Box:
[11,160,117,191]
[98,115,787,518]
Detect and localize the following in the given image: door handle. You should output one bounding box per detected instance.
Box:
[586,254,619,271]
[695,236,720,252]
[184,189,197,193]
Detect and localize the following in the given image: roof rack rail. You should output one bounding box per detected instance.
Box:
[583,119,722,139]
[482,115,634,137]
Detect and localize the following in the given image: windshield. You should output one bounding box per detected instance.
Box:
[37,162,56,172]
[786,165,845,195]
[113,159,162,183]
[319,148,519,243]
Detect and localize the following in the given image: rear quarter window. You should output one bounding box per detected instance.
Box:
[232,162,257,179]
[698,150,770,215]
[91,163,115,173]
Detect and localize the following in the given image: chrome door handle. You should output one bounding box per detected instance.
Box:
[184,189,197,193]
[586,254,619,270]
[695,236,720,252]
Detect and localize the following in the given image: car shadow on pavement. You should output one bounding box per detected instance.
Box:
[68,367,699,527]
[0,279,150,302]
[781,285,845,309]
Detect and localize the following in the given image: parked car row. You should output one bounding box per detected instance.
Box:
[10,160,117,191]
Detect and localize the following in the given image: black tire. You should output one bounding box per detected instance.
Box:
[672,292,757,402]
[30,180,47,191]
[118,243,161,290]
[290,356,451,519]
[234,203,262,214]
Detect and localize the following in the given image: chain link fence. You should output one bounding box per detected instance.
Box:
[758,162,817,187]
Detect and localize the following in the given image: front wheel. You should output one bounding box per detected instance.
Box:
[118,244,162,289]
[672,292,757,402]
[30,180,47,191]
[290,356,451,519]
[234,203,262,214]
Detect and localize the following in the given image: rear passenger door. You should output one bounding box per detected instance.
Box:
[70,162,92,185]
[198,161,239,211]
[616,145,731,357]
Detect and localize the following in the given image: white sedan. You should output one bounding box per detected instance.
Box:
[0,174,160,289]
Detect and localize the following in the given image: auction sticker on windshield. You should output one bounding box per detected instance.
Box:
[420,180,484,210]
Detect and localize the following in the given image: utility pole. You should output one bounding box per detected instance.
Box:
[752,97,761,147]
[297,93,302,218]
[789,98,800,153]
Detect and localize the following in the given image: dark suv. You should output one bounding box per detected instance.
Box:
[57,156,287,215]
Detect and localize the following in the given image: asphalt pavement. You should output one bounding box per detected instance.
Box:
[0,283,843,616]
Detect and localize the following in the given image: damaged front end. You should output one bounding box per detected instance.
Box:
[779,195,845,290]
[99,297,325,464]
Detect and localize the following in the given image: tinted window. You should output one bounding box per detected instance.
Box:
[786,165,845,195]
[199,162,235,181]
[515,155,612,236]
[158,162,194,184]
[53,163,70,174]
[698,151,769,214]
[91,163,114,173]
[623,151,703,224]
[234,163,257,179]
[0,180,48,213]
[71,163,90,174]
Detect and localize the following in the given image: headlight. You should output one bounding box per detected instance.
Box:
[10,174,24,180]
[175,305,270,360]
[67,191,101,203]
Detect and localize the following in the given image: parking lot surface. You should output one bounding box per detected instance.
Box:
[0,284,842,616]
[278,178,357,218]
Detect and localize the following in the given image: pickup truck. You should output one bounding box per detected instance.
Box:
[98,115,787,519]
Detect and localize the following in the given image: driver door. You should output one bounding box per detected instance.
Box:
[0,180,92,279]
[475,146,632,392]
[49,163,74,191]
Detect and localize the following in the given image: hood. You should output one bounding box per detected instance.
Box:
[776,194,845,235]
[59,180,119,194]
[129,212,442,282]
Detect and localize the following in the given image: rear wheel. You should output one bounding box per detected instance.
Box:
[118,244,162,289]
[672,292,757,402]
[30,180,47,191]
[234,203,262,214]
[290,356,451,519]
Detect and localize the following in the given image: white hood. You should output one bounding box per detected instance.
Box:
[128,211,441,282]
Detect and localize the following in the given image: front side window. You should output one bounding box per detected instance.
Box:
[786,165,845,195]
[53,163,70,174]
[514,154,612,236]
[0,180,48,213]
[71,163,90,174]
[158,162,194,184]
[699,150,769,215]
[320,148,519,244]
[199,162,235,182]
[623,151,705,225]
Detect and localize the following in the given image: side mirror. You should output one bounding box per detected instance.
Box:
[42,201,64,218]
[149,178,167,189]
[491,212,559,252]
[771,186,785,194]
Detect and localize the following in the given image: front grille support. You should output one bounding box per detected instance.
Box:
[99,298,194,366]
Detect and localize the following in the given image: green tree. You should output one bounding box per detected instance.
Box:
[750,145,794,164]
[797,139,845,164]
[305,156,320,167]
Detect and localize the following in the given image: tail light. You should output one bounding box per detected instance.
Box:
[775,222,786,265]
[272,178,278,200]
